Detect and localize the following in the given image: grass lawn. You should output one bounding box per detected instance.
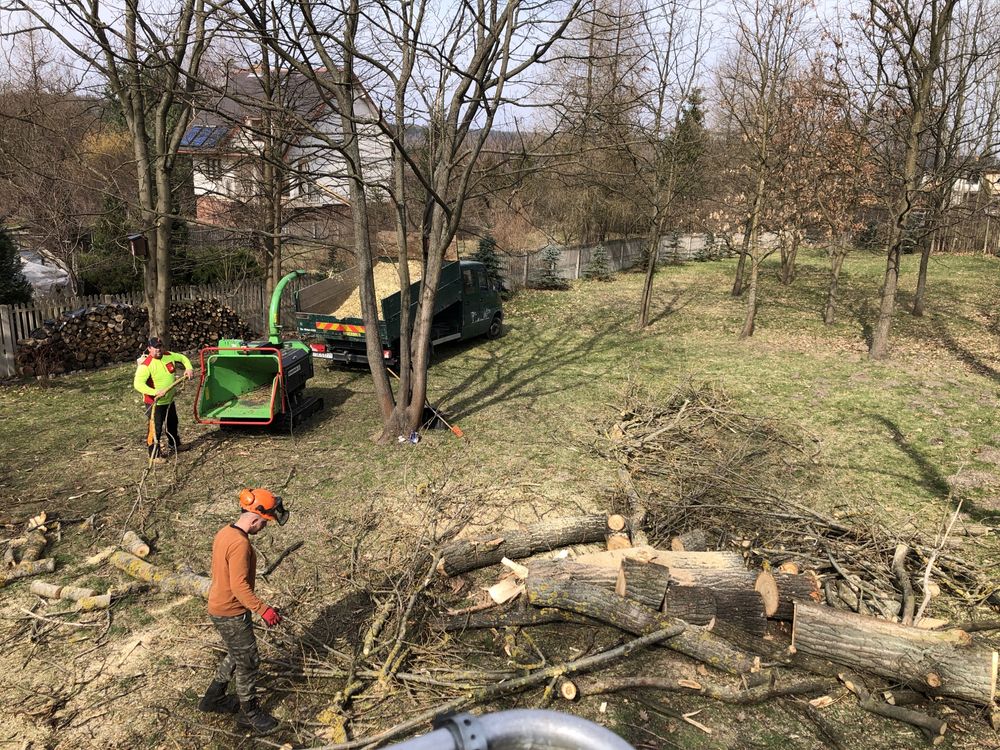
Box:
[1,246,998,749]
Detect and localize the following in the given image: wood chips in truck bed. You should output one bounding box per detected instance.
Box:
[328,261,424,318]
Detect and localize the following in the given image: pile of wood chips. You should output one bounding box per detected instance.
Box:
[327,261,423,318]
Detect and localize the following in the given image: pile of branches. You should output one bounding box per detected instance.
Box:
[598,381,999,613]
[16,300,256,376]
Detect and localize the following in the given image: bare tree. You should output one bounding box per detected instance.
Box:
[717,0,813,338]
[230,0,583,440]
[634,0,709,329]
[848,0,959,358]
[910,0,1000,316]
[5,0,210,342]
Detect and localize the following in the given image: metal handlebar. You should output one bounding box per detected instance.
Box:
[385,709,636,750]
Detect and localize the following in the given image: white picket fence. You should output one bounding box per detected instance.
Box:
[0,281,295,379]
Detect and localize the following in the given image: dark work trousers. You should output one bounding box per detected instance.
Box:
[145,401,180,457]
[210,611,260,703]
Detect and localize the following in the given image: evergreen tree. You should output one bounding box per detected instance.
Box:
[0,225,33,305]
[533,244,569,290]
[473,232,504,288]
[584,243,613,281]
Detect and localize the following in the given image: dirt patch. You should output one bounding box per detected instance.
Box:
[946,469,1000,491]
[975,446,1000,466]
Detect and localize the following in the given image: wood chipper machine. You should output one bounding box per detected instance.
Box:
[194,271,323,428]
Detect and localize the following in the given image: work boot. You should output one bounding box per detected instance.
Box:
[237,699,279,735]
[151,456,167,465]
[198,680,240,714]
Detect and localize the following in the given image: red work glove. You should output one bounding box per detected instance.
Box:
[261,606,282,627]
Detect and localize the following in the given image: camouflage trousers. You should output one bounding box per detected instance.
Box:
[210,611,260,704]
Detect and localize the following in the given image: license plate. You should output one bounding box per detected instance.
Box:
[312,352,334,359]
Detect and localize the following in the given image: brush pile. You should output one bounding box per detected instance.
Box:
[15,300,256,376]
[419,383,999,746]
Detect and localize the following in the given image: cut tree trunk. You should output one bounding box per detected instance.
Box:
[530,560,716,625]
[792,602,999,705]
[574,546,745,570]
[110,551,211,598]
[618,564,769,636]
[526,576,760,676]
[436,514,609,576]
[770,571,823,621]
[121,530,151,558]
[0,558,55,587]
[670,529,708,551]
[605,513,631,550]
[29,581,96,601]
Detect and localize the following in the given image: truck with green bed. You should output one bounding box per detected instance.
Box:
[295,260,503,366]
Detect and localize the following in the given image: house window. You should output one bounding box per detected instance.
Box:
[204,158,223,179]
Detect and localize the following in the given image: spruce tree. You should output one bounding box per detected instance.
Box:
[534,244,569,289]
[584,243,613,281]
[0,225,32,305]
[473,232,504,288]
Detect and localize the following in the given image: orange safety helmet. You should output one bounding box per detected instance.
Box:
[239,488,289,526]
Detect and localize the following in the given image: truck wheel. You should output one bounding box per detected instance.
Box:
[487,313,503,339]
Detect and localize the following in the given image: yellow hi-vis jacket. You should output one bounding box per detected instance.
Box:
[133,351,193,406]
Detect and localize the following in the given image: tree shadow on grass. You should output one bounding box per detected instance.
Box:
[436,311,627,423]
[870,413,997,524]
[927,315,1000,384]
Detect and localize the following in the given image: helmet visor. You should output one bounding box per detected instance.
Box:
[271,497,289,526]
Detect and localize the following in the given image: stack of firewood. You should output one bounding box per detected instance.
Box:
[433,512,999,746]
[16,300,256,376]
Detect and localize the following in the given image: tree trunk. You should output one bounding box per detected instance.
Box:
[525,576,761,676]
[731,219,751,296]
[436,514,610,577]
[638,219,662,329]
[911,232,934,317]
[739,259,759,339]
[780,230,800,285]
[791,602,999,705]
[869,242,901,359]
[528,559,717,625]
[770,571,823,621]
[824,240,848,325]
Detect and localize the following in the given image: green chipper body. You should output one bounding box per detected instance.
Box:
[194,271,323,428]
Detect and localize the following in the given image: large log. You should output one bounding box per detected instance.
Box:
[110,551,211,598]
[436,514,609,576]
[670,529,709,552]
[575,546,745,570]
[526,576,760,676]
[529,560,715,625]
[770,571,823,621]
[792,602,999,705]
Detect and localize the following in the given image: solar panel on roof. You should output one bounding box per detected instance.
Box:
[180,124,230,149]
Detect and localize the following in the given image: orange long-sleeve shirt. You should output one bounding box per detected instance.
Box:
[208,525,268,617]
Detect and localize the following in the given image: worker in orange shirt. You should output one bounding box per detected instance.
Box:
[199,488,287,735]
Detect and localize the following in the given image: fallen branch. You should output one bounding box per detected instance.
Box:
[261,540,304,578]
[311,625,684,750]
[892,544,915,626]
[840,672,948,745]
[573,672,835,704]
